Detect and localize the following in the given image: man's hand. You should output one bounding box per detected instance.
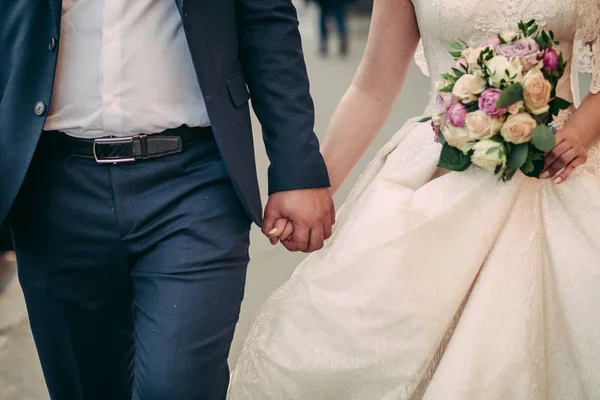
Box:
[262,188,335,253]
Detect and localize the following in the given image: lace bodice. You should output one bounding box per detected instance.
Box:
[412,0,600,118]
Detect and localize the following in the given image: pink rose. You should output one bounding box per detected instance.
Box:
[522,68,552,115]
[497,38,541,72]
[447,103,468,127]
[479,37,501,50]
[542,48,559,72]
[478,88,508,118]
[453,58,468,71]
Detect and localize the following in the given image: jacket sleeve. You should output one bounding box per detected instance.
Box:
[236,0,330,194]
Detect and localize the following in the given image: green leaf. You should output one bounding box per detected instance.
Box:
[438,131,447,145]
[439,85,454,93]
[418,116,432,123]
[507,143,529,169]
[549,97,572,111]
[521,159,535,174]
[496,83,524,108]
[531,124,556,152]
[502,168,518,181]
[449,42,463,50]
[450,51,463,58]
[437,143,472,171]
[452,67,465,77]
[521,148,546,177]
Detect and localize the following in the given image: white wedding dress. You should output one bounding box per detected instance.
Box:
[228,0,600,398]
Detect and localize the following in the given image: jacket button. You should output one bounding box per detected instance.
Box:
[34,102,46,116]
[49,38,57,51]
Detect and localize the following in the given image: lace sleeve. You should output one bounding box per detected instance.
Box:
[414,40,430,77]
[574,0,600,93]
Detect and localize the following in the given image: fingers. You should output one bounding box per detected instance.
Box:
[541,139,572,178]
[267,218,289,245]
[279,221,294,243]
[323,217,333,241]
[554,157,585,184]
[306,226,325,253]
[262,204,281,238]
[541,148,578,179]
[283,224,310,252]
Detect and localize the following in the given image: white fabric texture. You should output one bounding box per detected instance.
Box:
[44,0,210,138]
[228,0,600,398]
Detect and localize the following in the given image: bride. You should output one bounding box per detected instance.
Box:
[229,0,600,398]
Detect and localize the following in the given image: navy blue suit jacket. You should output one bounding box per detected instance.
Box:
[0,0,330,226]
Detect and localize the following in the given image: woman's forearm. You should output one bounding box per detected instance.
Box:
[320,0,420,194]
[321,85,395,193]
[565,92,600,149]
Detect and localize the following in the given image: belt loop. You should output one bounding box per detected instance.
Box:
[139,134,149,159]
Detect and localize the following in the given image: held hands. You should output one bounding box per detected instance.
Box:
[262,188,335,253]
[540,128,588,184]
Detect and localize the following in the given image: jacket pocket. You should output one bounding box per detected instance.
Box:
[226,71,250,108]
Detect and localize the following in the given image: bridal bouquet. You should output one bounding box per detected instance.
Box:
[425,20,571,181]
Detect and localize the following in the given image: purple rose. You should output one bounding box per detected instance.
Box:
[542,48,559,72]
[478,88,508,117]
[479,37,501,50]
[497,38,541,71]
[447,103,468,127]
[435,92,454,113]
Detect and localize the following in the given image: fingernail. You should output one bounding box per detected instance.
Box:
[554,177,563,184]
[540,171,550,179]
[268,228,278,235]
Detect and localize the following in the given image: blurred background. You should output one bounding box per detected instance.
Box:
[0,1,591,398]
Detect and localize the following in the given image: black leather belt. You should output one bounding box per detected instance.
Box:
[50,125,212,164]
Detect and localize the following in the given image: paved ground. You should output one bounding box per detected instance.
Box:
[0,5,430,399]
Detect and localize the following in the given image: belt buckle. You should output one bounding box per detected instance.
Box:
[93,136,136,164]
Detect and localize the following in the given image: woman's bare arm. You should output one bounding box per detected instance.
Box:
[321,0,421,193]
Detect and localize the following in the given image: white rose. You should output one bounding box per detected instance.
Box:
[471,139,507,172]
[486,56,523,88]
[465,110,504,140]
[500,112,538,144]
[442,123,475,154]
[501,30,518,43]
[452,74,486,103]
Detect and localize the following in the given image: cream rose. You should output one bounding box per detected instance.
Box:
[486,56,523,88]
[522,68,552,115]
[442,123,475,154]
[435,79,451,91]
[500,113,538,144]
[507,100,524,115]
[465,110,504,140]
[452,74,486,103]
[462,48,484,74]
[471,139,507,172]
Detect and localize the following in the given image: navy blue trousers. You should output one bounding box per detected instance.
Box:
[9,129,252,400]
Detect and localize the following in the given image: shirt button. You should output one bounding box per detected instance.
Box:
[49,38,57,51]
[34,102,46,116]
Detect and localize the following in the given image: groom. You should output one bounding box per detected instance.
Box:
[0,0,334,399]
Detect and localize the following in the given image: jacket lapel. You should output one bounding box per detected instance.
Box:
[48,0,62,35]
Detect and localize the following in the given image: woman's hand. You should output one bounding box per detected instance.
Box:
[540,128,588,184]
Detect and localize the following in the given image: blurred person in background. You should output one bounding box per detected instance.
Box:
[315,0,350,57]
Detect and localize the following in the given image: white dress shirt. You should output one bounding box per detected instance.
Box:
[44,0,210,138]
